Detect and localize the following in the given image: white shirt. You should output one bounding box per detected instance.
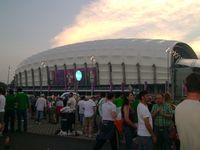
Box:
[175,100,200,150]
[67,97,76,111]
[83,99,96,117]
[137,102,153,136]
[102,101,116,121]
[35,97,47,111]
[0,94,6,112]
[98,97,106,117]
[56,100,64,107]
[77,99,85,114]
[60,106,73,113]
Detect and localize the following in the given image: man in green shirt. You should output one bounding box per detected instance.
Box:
[16,88,29,132]
[151,94,173,150]
[4,89,16,133]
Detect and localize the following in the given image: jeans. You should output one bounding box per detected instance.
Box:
[17,109,28,131]
[154,126,172,150]
[123,126,136,150]
[4,110,15,133]
[36,110,43,122]
[138,136,153,150]
[79,114,84,126]
[93,121,118,150]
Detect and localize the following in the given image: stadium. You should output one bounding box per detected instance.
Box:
[14,38,199,98]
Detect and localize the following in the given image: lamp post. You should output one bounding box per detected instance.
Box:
[90,56,96,96]
[7,65,11,86]
[40,60,46,94]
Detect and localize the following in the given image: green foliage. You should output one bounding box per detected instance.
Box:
[0,81,7,91]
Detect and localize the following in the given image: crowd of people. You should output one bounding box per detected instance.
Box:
[93,72,200,150]
[0,87,29,134]
[0,72,200,150]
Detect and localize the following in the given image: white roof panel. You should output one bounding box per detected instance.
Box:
[16,38,197,73]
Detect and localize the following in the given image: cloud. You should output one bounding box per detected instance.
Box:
[190,37,200,56]
[52,0,200,56]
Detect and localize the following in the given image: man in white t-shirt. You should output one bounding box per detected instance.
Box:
[66,93,77,132]
[55,97,64,123]
[83,97,96,137]
[77,96,86,126]
[67,93,76,111]
[93,92,118,150]
[137,90,156,150]
[175,73,200,150]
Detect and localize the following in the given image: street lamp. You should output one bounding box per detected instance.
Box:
[40,60,47,94]
[90,56,96,96]
[7,65,11,86]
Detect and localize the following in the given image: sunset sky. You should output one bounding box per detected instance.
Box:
[0,0,200,83]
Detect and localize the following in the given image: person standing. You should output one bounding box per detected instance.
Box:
[0,88,6,135]
[67,93,76,132]
[131,94,140,127]
[113,92,124,119]
[113,92,124,135]
[151,94,173,150]
[4,89,16,133]
[121,92,137,150]
[55,97,64,123]
[15,87,29,132]
[35,94,47,124]
[93,92,118,150]
[164,92,176,110]
[137,90,156,150]
[95,93,106,133]
[83,96,96,137]
[77,96,86,126]
[97,92,106,119]
[30,95,36,119]
[175,73,200,150]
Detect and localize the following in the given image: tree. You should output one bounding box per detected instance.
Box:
[0,81,7,91]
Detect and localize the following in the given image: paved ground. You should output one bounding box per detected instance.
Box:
[0,118,124,150]
[0,117,137,150]
[28,119,60,135]
[0,133,113,150]
[27,118,96,140]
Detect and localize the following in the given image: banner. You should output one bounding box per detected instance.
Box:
[49,67,96,86]
[56,70,64,85]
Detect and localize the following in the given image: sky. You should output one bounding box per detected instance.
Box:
[0,0,200,83]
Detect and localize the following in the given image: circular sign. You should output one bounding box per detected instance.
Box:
[75,70,82,81]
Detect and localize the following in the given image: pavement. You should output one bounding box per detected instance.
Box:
[28,119,60,136]
[27,117,96,140]
[0,133,112,150]
[0,117,135,150]
[0,117,110,150]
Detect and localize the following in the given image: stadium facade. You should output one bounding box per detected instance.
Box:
[14,39,198,97]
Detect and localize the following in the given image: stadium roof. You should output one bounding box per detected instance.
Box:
[177,59,200,68]
[16,38,198,72]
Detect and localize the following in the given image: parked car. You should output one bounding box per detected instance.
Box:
[60,92,79,99]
